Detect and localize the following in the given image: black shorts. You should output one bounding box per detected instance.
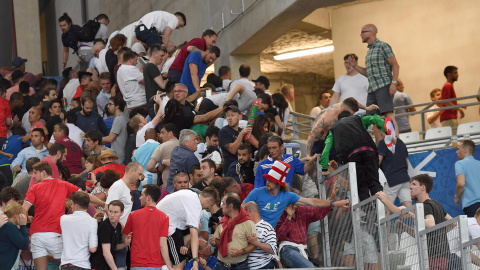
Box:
[167,228,190,265]
[366,84,394,115]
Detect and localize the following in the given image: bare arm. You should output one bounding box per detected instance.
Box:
[330,92,340,106]
[190,227,200,270]
[425,214,436,228]
[454,174,465,206]
[102,132,118,144]
[225,84,246,101]
[161,237,177,270]
[248,234,274,254]
[349,55,367,77]
[193,106,223,124]
[387,56,400,96]
[224,128,249,155]
[427,110,441,124]
[296,197,349,208]
[303,153,320,173]
[153,75,167,89]
[89,193,106,208]
[147,158,163,173]
[376,191,401,214]
[162,27,173,45]
[187,46,201,53]
[378,155,384,165]
[63,47,69,70]
[102,243,118,270]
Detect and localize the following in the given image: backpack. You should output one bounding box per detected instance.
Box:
[76,18,101,42]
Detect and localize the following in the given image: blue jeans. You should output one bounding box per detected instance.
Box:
[280,245,314,268]
[215,259,249,270]
[131,268,162,270]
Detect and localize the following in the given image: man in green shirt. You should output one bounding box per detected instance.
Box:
[320,110,386,202]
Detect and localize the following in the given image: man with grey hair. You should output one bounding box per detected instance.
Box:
[164,129,200,195]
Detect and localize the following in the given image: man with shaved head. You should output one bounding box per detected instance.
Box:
[132,128,160,188]
[348,23,400,141]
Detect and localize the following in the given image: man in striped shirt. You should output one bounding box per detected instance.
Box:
[348,24,400,139]
[244,201,278,269]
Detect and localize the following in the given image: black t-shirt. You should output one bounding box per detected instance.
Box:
[90,220,122,270]
[423,199,450,258]
[143,63,162,110]
[174,103,196,130]
[105,49,118,83]
[219,125,242,176]
[378,138,410,187]
[192,180,208,191]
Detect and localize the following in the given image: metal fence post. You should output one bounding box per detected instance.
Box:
[346,162,363,269]
[458,215,470,269]
[376,198,388,270]
[415,203,428,270]
[292,115,299,140]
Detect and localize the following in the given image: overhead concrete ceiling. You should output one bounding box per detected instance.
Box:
[259,27,334,76]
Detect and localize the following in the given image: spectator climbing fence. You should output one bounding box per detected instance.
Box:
[316,160,476,270]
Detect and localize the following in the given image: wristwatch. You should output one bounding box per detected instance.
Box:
[392,80,399,85]
[192,257,199,262]
[242,249,246,255]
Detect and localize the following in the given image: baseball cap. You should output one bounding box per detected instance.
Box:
[252,76,270,88]
[224,105,241,114]
[12,57,27,67]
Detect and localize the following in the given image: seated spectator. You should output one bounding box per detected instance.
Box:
[224,175,254,202]
[0,203,29,270]
[247,115,270,151]
[184,238,217,270]
[189,164,203,186]
[11,128,48,175]
[244,201,278,269]
[426,88,442,129]
[85,129,109,157]
[226,143,255,184]
[209,193,255,270]
[164,129,199,194]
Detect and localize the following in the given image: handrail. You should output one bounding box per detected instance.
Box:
[394,93,480,110]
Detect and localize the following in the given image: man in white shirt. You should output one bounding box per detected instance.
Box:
[61,67,80,110]
[229,64,255,92]
[60,192,98,270]
[135,11,186,49]
[329,53,369,115]
[117,50,146,109]
[426,88,442,129]
[105,161,144,225]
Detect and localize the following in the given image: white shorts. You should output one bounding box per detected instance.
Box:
[343,228,378,263]
[31,232,63,259]
[384,182,411,203]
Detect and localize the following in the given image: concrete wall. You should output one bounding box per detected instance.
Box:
[331,0,480,131]
[13,0,42,75]
[0,1,13,68]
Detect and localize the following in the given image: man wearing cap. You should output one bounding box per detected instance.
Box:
[180,46,221,102]
[254,135,318,189]
[5,70,35,100]
[219,105,252,176]
[0,57,42,87]
[244,160,349,227]
[253,76,271,95]
[89,149,126,191]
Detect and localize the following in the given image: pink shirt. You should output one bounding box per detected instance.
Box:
[6,85,35,100]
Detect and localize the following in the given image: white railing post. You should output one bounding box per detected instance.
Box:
[458,215,470,269]
[415,203,428,270]
[376,198,388,270]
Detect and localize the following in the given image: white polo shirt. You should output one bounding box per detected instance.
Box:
[135,11,179,35]
[106,179,133,225]
[60,211,98,269]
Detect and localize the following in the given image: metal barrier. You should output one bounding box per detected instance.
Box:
[462,236,480,269]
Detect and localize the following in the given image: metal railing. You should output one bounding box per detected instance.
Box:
[286,94,480,140]
[316,159,479,270]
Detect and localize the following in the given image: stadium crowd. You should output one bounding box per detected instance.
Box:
[0,9,478,270]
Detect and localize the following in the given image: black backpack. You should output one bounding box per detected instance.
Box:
[76,18,101,42]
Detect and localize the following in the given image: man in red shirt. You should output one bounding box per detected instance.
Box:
[224,176,253,202]
[52,123,85,174]
[167,29,217,83]
[0,86,12,148]
[440,65,464,131]
[124,184,177,269]
[22,161,81,270]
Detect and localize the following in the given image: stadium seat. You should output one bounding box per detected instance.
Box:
[425,126,452,140]
[399,132,420,143]
[457,121,480,135]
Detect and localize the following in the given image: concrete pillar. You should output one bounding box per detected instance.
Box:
[228,55,261,81]
[14,0,42,75]
[0,1,13,67]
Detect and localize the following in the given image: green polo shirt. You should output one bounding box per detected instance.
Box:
[366,39,395,93]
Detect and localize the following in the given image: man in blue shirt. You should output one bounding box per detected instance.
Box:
[254,135,318,188]
[132,128,160,189]
[245,160,349,227]
[75,96,108,136]
[11,128,48,175]
[180,46,220,103]
[0,126,25,186]
[454,140,480,217]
